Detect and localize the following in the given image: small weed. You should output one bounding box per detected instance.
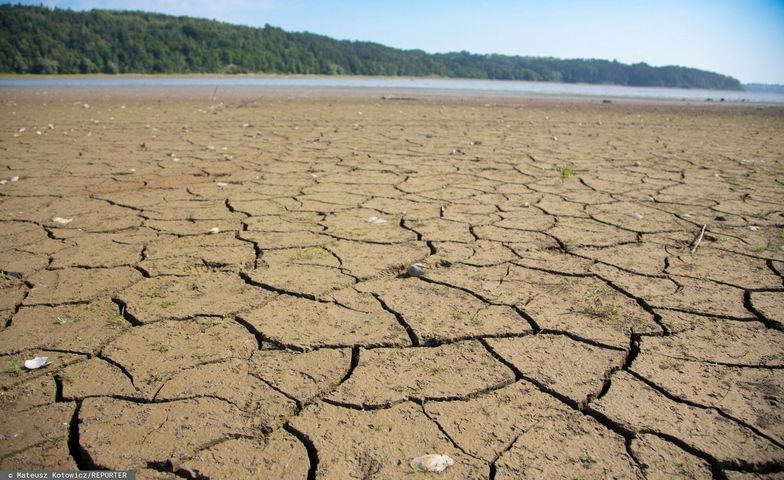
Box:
[54,316,68,325]
[210,318,224,326]
[159,301,176,309]
[369,423,386,431]
[449,309,464,321]
[557,164,575,180]
[145,289,163,298]
[582,285,619,321]
[291,245,329,262]
[9,359,21,373]
[145,372,166,384]
[155,344,172,353]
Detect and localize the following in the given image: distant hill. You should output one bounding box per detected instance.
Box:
[0,5,743,90]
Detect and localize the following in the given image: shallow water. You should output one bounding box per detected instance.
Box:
[1,76,783,103]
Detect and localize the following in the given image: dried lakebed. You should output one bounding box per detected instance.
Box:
[0,89,783,479]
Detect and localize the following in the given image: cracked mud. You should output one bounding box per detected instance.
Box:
[0,88,783,479]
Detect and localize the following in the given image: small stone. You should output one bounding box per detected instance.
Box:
[216,182,229,187]
[630,212,644,220]
[410,454,454,473]
[522,202,530,208]
[407,263,425,277]
[52,217,73,225]
[439,259,452,268]
[208,227,221,234]
[10,176,19,182]
[365,216,386,224]
[748,225,759,231]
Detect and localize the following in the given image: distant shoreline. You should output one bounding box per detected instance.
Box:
[2,76,782,105]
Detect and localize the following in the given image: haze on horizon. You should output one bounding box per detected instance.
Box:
[3,0,783,84]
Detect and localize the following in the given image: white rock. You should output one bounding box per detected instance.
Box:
[0,180,7,185]
[24,357,48,370]
[52,217,73,225]
[407,263,425,277]
[630,212,644,220]
[10,176,19,182]
[216,182,229,187]
[410,454,455,473]
[522,202,530,208]
[748,225,759,231]
[208,227,221,234]
[365,216,386,224]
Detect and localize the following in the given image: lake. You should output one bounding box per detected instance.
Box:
[2,76,783,104]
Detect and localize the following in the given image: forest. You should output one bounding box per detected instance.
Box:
[0,5,743,90]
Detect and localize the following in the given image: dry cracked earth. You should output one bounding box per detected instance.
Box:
[0,88,783,480]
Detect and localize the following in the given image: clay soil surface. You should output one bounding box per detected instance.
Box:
[1,87,783,479]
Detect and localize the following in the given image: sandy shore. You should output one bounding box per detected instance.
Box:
[1,88,783,479]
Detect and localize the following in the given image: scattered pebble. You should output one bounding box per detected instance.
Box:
[18,127,26,133]
[208,227,221,234]
[172,157,180,162]
[82,104,90,109]
[407,263,425,277]
[10,176,19,182]
[410,454,454,473]
[0,180,7,185]
[24,357,48,370]
[365,216,386,224]
[644,195,655,202]
[439,259,452,267]
[52,217,73,225]
[747,225,759,231]
[216,182,229,187]
[630,212,644,220]
[522,202,530,208]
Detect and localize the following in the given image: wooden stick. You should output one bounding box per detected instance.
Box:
[211,85,219,102]
[690,224,707,254]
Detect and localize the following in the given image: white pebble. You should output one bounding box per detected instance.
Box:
[747,225,759,231]
[216,182,229,187]
[630,212,644,220]
[365,216,386,224]
[410,454,454,473]
[24,356,48,370]
[10,176,19,182]
[52,217,73,225]
[208,227,220,234]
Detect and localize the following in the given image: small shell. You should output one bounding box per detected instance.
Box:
[208,227,221,234]
[407,263,425,278]
[410,454,455,473]
[52,217,73,225]
[365,216,386,224]
[24,356,49,370]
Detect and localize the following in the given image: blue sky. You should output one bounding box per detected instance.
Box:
[4,0,784,83]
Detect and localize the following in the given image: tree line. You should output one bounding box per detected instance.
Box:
[0,5,743,90]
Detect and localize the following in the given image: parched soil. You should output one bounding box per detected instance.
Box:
[1,87,783,479]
